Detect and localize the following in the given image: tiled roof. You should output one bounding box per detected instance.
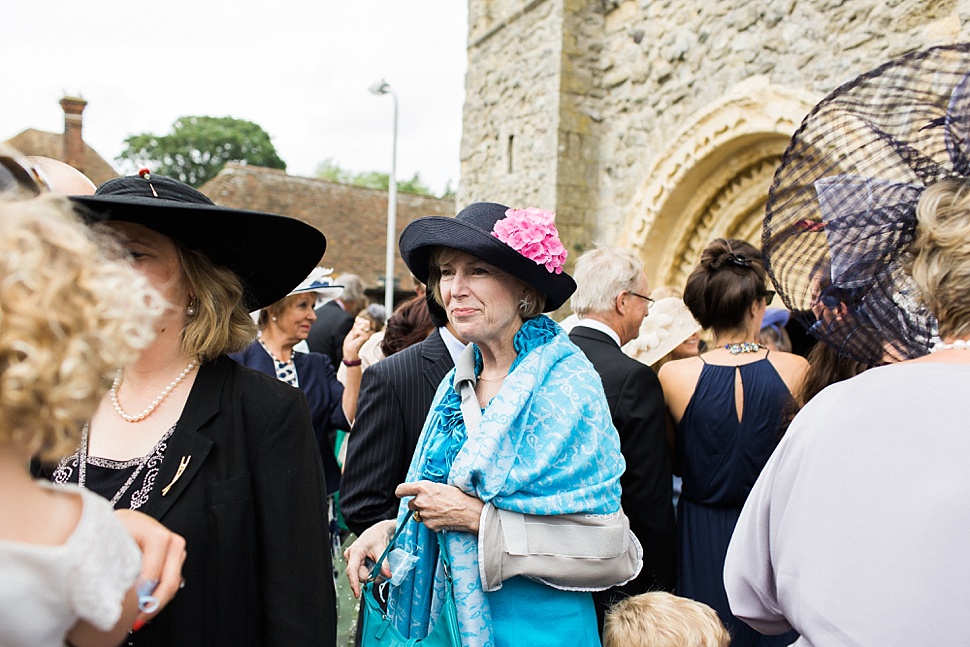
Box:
[5,129,118,186]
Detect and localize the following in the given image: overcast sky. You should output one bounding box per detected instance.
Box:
[2,1,468,196]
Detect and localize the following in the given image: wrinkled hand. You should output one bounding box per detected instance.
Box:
[395,480,484,534]
[114,509,186,629]
[344,519,396,598]
[342,316,375,360]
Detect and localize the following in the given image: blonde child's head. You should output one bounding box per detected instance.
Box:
[604,592,731,647]
[0,195,163,460]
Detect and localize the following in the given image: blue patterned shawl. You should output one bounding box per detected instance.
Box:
[386,315,623,647]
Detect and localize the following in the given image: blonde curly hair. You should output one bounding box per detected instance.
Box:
[911,178,970,341]
[604,591,731,647]
[0,195,163,460]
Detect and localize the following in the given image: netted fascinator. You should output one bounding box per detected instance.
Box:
[763,43,970,365]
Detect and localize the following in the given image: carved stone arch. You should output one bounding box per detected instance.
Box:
[624,77,817,291]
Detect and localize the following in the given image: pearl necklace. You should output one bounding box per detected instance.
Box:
[724,342,764,355]
[930,339,970,353]
[110,361,197,423]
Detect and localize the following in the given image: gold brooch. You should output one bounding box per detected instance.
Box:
[161,455,191,496]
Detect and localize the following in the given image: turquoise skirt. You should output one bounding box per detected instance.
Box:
[487,576,601,647]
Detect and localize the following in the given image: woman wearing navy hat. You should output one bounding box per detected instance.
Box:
[346,203,642,647]
[45,173,336,646]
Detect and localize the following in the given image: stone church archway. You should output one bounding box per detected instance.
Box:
[625,77,817,292]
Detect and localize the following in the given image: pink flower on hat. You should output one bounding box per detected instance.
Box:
[491,207,568,274]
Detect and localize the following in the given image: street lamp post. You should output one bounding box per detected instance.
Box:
[369,78,398,315]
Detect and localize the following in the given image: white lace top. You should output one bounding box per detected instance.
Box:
[0,482,142,647]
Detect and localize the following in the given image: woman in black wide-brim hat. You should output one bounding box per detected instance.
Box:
[346,202,642,646]
[42,172,336,646]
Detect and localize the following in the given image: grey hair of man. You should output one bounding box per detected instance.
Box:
[337,273,366,303]
[570,246,646,316]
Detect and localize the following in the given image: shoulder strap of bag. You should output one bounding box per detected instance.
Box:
[436,530,452,579]
[454,344,483,433]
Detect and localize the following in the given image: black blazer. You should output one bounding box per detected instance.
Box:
[306,300,354,366]
[105,356,335,646]
[230,342,347,495]
[340,329,454,535]
[569,327,677,610]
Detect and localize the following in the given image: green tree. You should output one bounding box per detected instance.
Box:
[439,180,456,200]
[314,159,436,196]
[118,116,286,187]
[315,158,355,185]
[398,172,433,196]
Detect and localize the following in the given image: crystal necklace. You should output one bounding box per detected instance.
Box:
[74,421,176,507]
[724,342,764,355]
[930,339,970,353]
[110,361,197,423]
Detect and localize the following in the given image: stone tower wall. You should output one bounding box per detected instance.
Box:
[460,0,969,288]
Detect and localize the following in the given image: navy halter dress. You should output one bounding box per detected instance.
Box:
[676,354,798,647]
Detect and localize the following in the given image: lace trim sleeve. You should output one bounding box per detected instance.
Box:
[68,487,142,631]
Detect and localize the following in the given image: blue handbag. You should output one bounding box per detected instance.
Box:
[360,511,461,646]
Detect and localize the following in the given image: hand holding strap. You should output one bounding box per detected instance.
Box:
[368,510,414,582]
[367,511,452,584]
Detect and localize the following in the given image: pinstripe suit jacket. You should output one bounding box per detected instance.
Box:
[340,328,455,535]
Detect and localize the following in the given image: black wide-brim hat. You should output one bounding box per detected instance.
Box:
[71,173,326,311]
[399,201,576,312]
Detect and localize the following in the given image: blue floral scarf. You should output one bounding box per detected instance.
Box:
[386,315,623,647]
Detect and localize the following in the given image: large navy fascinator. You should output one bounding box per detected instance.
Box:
[763,43,970,365]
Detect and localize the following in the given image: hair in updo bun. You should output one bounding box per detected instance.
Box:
[683,238,770,331]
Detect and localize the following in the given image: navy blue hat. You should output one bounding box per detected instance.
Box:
[71,173,326,311]
[399,202,576,312]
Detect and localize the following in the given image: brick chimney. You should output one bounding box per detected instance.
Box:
[59,96,87,174]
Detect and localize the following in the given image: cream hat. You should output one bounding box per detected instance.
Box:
[622,297,701,366]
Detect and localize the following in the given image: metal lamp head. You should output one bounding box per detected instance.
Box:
[369,79,390,95]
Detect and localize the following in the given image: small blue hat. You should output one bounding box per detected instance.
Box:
[760,307,790,331]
